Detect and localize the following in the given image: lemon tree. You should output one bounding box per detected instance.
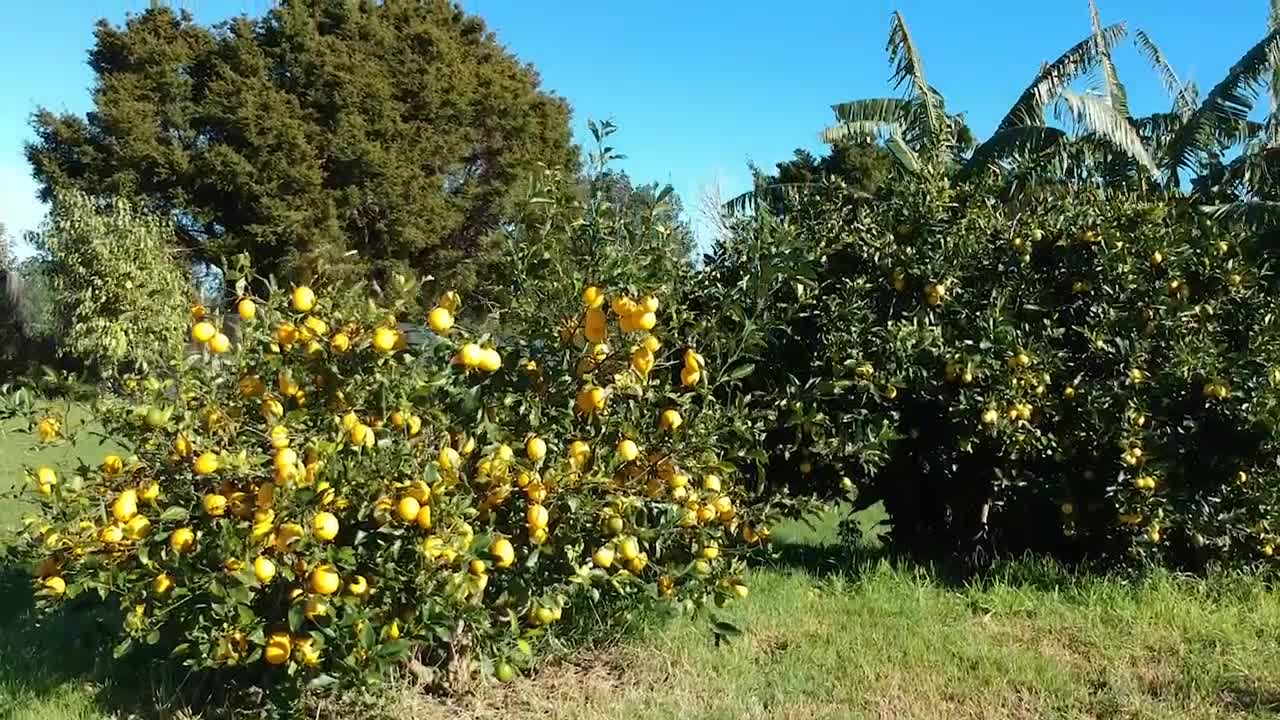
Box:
[11,257,764,701]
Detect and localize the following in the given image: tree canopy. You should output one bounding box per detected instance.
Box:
[26,0,577,296]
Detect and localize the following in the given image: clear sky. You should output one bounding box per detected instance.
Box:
[0,0,1269,254]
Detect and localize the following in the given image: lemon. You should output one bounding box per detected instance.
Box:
[568,440,591,468]
[575,385,606,415]
[170,527,196,553]
[438,446,461,470]
[428,306,454,333]
[730,582,749,599]
[312,511,339,541]
[495,661,515,683]
[193,452,220,476]
[372,326,399,353]
[269,425,290,449]
[291,286,316,312]
[36,417,61,443]
[99,525,124,544]
[616,438,639,462]
[125,515,152,540]
[703,474,722,492]
[396,496,421,523]
[681,365,701,387]
[469,559,488,576]
[253,556,276,583]
[618,536,640,561]
[525,436,547,462]
[347,574,370,596]
[43,576,66,596]
[349,423,374,448]
[237,298,256,320]
[583,307,607,343]
[101,455,124,475]
[191,321,216,343]
[659,409,683,432]
[152,573,174,595]
[592,546,615,568]
[209,332,231,354]
[310,565,340,595]
[330,332,351,353]
[110,489,138,523]
[635,311,657,331]
[415,505,432,529]
[478,348,502,372]
[35,466,57,490]
[407,414,422,436]
[264,632,291,665]
[293,636,321,666]
[582,285,605,308]
[203,493,228,517]
[526,504,549,531]
[491,537,516,568]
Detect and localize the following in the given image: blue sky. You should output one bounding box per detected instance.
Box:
[0,0,1269,254]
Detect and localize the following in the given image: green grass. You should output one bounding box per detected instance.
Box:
[4,417,1280,720]
[429,512,1280,720]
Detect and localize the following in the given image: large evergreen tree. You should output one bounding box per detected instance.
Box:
[26,1,577,295]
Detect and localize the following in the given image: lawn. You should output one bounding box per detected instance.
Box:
[3,419,1280,720]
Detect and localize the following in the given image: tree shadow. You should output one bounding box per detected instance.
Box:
[0,566,104,698]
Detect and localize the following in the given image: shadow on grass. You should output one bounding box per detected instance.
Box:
[0,566,104,696]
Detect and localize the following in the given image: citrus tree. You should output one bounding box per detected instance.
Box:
[709,170,1280,567]
[11,235,764,704]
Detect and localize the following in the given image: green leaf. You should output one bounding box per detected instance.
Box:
[159,506,189,522]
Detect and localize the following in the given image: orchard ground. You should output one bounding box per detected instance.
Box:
[3,407,1280,720]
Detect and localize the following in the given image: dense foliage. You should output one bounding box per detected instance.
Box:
[26,1,577,296]
[33,190,190,376]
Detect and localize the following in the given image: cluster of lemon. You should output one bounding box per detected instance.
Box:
[21,280,757,687]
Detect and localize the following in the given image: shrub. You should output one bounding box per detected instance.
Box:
[34,190,190,376]
[10,244,762,704]
[707,176,1280,567]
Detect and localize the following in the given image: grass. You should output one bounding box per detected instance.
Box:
[3,414,1280,720]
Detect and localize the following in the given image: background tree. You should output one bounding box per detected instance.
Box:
[594,169,695,262]
[26,0,577,300]
[34,191,191,376]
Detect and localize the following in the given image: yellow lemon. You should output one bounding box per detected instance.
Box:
[237,298,256,320]
[635,311,657,331]
[253,556,276,584]
[208,332,231,354]
[202,493,228,517]
[582,285,605,308]
[193,452,219,476]
[397,496,421,523]
[312,511,339,541]
[111,489,138,523]
[269,425,290,449]
[659,409,683,432]
[592,546,615,568]
[152,573,173,595]
[584,307,607,343]
[99,524,124,544]
[372,326,399,353]
[618,536,640,561]
[330,332,351,353]
[309,565,340,595]
[191,321,216,343]
[125,515,152,540]
[568,440,591,468]
[347,574,369,596]
[526,504,549,531]
[291,286,316,312]
[415,505,432,530]
[526,436,547,463]
[616,438,639,462]
[101,455,124,475]
[491,537,516,568]
[703,474,722,493]
[264,632,291,665]
[439,446,461,470]
[478,347,502,372]
[428,306,454,333]
[43,576,66,596]
[170,527,196,553]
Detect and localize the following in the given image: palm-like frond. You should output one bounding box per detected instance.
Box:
[1133,30,1193,117]
[1090,0,1129,117]
[1204,199,1280,227]
[1162,28,1280,182]
[962,126,1069,176]
[1271,0,1280,114]
[1055,90,1157,177]
[885,129,922,174]
[821,98,915,144]
[995,22,1127,132]
[721,183,814,216]
[887,11,945,151]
